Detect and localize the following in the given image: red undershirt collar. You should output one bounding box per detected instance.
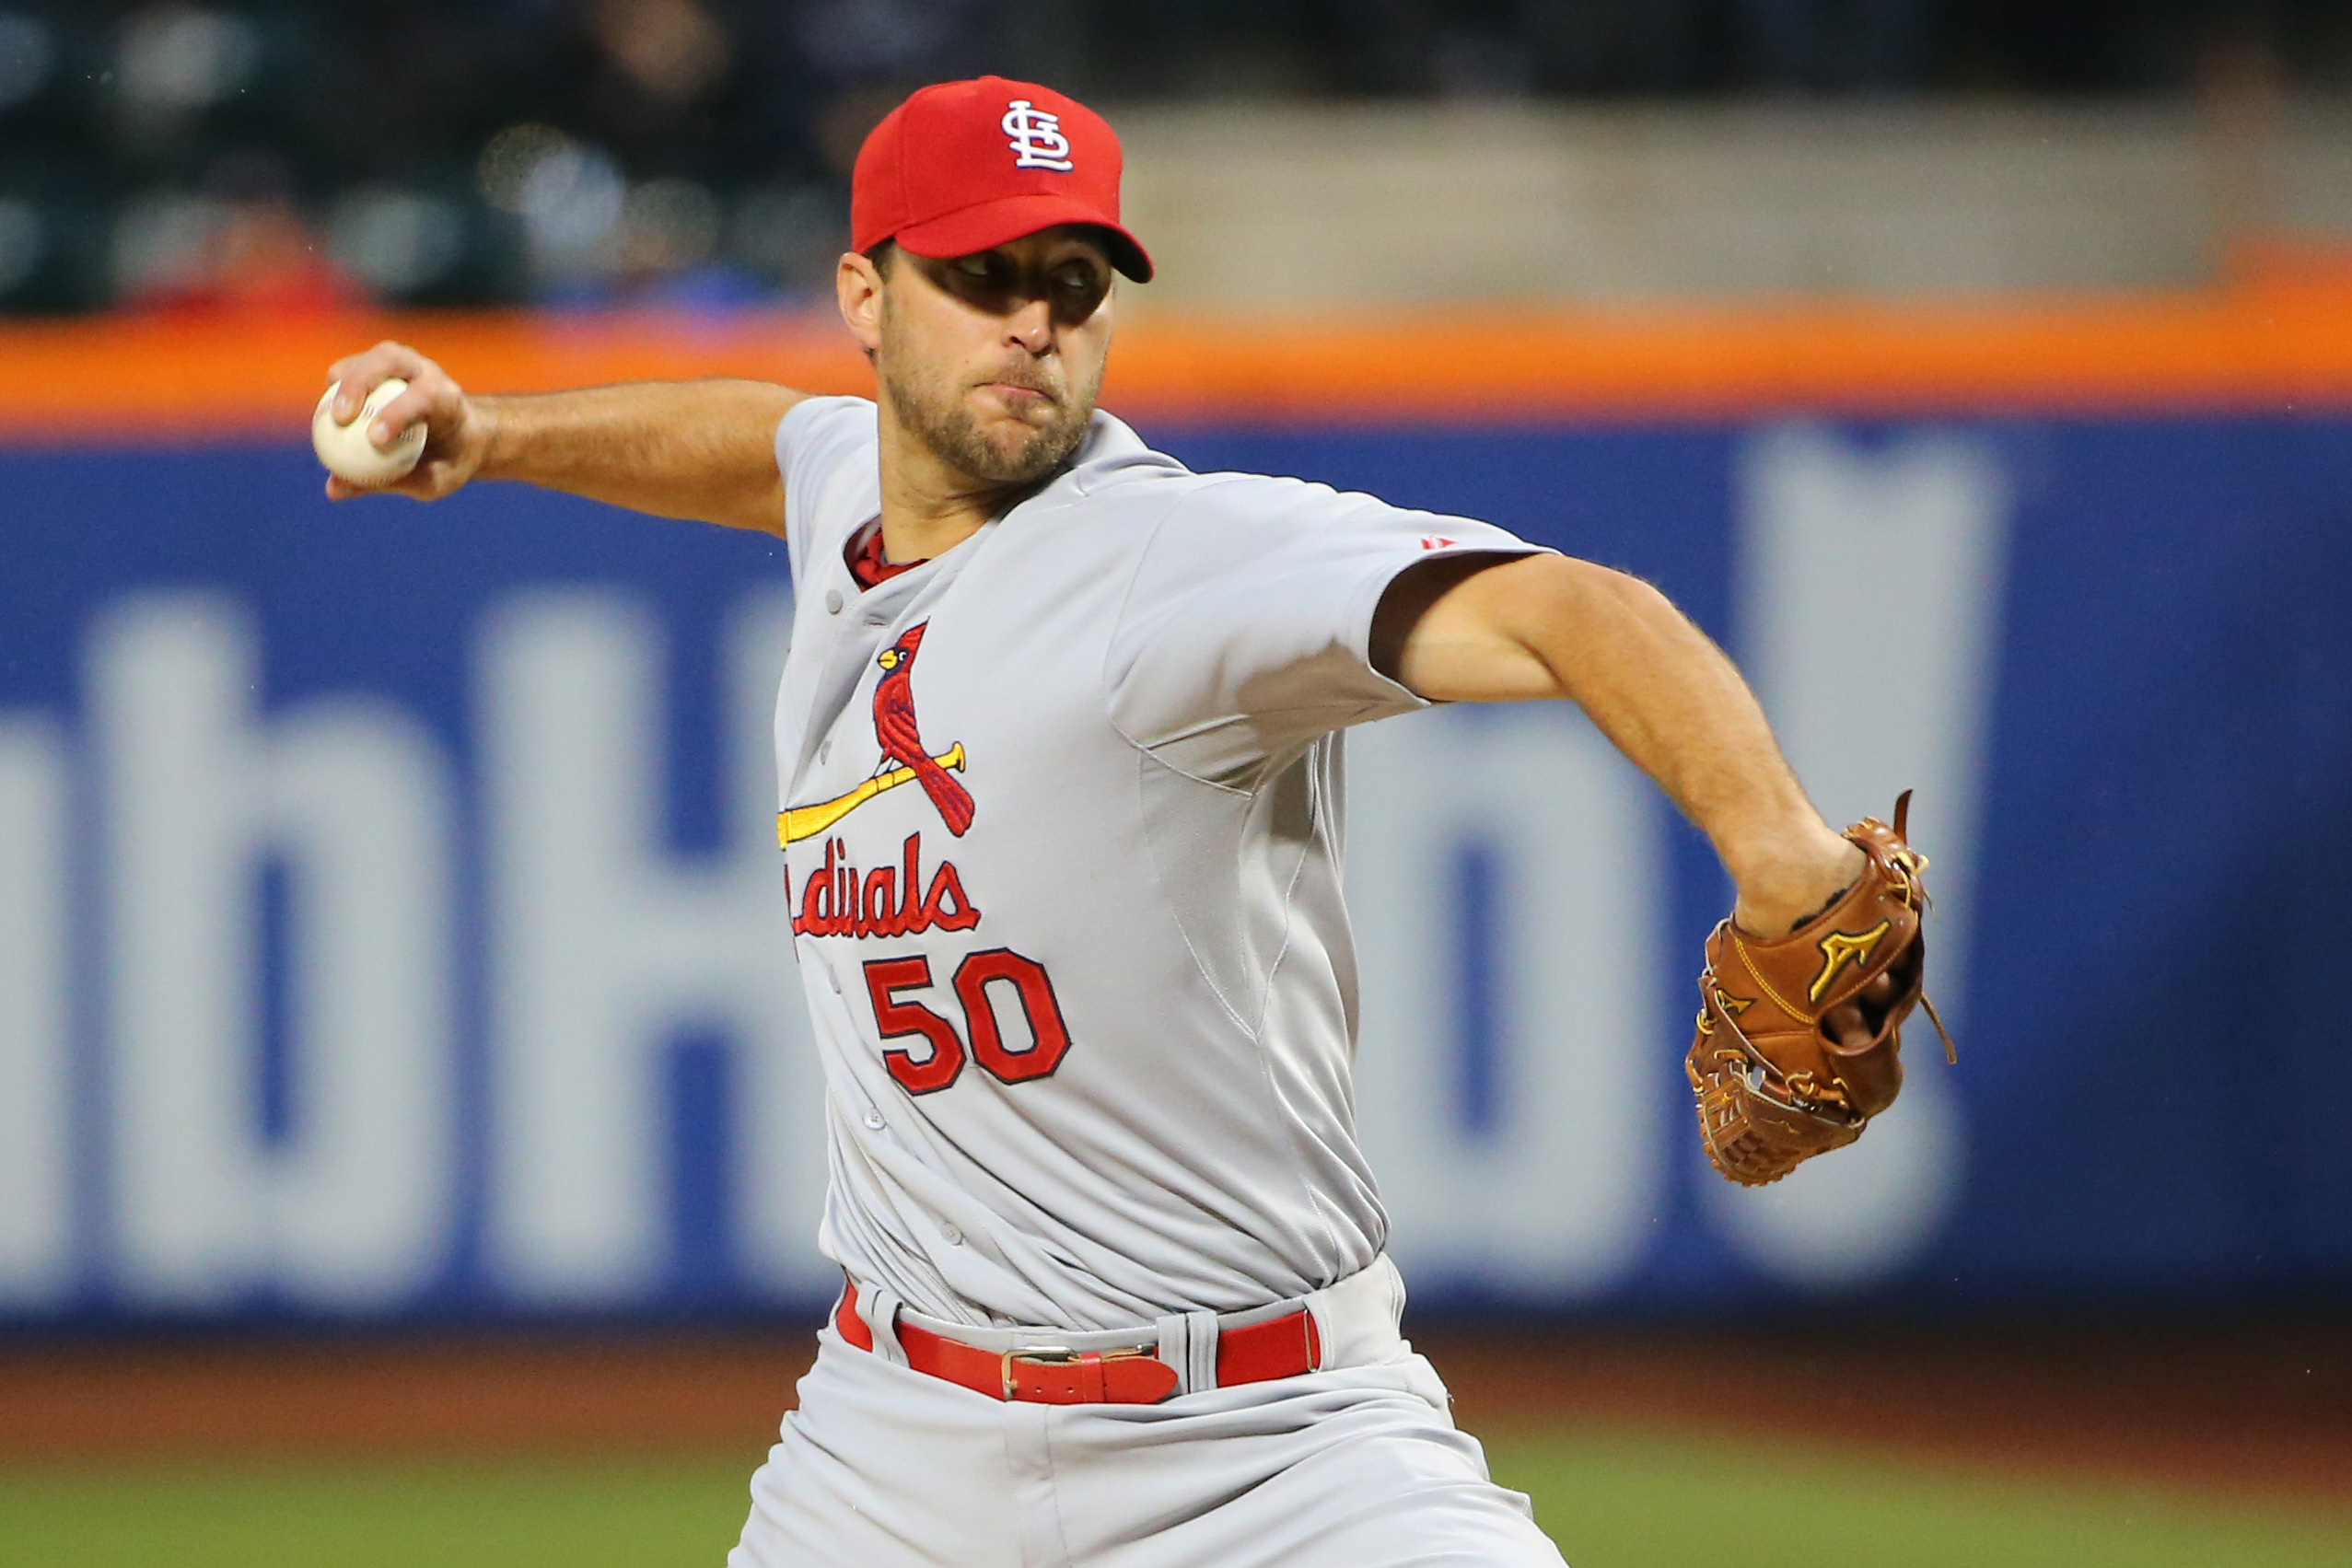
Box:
[847,524,926,589]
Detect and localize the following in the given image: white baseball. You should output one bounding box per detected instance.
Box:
[312,377,427,487]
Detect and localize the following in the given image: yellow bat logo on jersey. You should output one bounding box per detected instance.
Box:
[777,743,966,847]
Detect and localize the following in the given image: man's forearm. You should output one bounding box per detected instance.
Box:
[1393,554,1860,933]
[475,379,804,533]
[1535,565,1857,928]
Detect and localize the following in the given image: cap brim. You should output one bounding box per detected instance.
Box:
[894,193,1153,282]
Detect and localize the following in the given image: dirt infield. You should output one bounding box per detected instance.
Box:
[3,1318,2346,1505]
[1433,1318,2352,1505]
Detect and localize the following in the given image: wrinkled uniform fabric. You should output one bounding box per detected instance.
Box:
[738,397,1564,1566]
[732,1318,1561,1568]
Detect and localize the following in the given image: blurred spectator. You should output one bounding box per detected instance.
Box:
[1522,0,1713,95]
[1734,0,1935,91]
[0,9,55,114]
[299,0,515,187]
[115,152,362,315]
[324,187,472,300]
[1,0,2347,315]
[112,6,262,134]
[548,0,743,175]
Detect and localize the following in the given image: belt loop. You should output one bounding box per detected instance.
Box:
[1151,1309,1219,1394]
[1151,1313,1188,1392]
[1300,1293,1334,1372]
[1184,1308,1218,1390]
[859,1282,911,1368]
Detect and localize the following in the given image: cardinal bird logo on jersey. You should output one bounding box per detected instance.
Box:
[776,620,972,847]
[871,623,974,834]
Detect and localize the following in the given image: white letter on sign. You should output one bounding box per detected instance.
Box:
[1348,705,1664,1297]
[481,590,821,1304]
[0,716,72,1307]
[94,595,457,1307]
[1711,423,2008,1288]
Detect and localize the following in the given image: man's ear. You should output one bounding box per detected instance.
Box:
[837,250,885,354]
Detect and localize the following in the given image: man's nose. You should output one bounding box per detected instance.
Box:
[1005,296,1054,354]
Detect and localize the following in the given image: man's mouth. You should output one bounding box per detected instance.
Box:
[981,378,1057,408]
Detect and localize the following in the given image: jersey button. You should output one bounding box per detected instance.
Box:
[823,588,844,614]
[941,1223,963,1247]
[862,1109,885,1131]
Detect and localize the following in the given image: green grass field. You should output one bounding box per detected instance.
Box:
[4,1425,2346,1567]
[1485,1427,2352,1568]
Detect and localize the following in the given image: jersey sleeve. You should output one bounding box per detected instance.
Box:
[1105,475,1551,783]
[775,395,880,585]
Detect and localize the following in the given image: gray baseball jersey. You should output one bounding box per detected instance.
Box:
[774,396,1545,1332]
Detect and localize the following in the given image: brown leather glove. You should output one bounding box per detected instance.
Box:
[1686,791,1954,1187]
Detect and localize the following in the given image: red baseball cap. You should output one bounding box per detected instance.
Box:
[850,76,1153,283]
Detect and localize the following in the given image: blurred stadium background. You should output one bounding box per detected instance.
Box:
[3,3,2351,1565]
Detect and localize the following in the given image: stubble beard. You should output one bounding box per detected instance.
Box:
[877,328,1101,488]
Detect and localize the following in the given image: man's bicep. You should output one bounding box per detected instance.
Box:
[710,384,801,536]
[1108,556,1408,769]
[1112,488,1550,753]
[722,467,789,537]
[1380,552,1582,704]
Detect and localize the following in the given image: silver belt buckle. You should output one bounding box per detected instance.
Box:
[1000,1343,1075,1399]
[999,1342,1154,1400]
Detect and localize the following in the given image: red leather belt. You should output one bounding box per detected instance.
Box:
[834,1279,1321,1405]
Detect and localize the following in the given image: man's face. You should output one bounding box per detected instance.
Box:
[853,226,1116,487]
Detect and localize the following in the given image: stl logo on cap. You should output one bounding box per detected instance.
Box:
[1002,99,1074,171]
[850,76,1154,281]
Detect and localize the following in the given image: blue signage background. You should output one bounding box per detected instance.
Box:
[1177,413,2352,1307]
[1,409,2346,1323]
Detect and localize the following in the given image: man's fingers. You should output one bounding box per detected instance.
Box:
[1822,970,1905,1051]
[323,467,439,503]
[327,342,430,424]
[368,382,438,448]
[317,342,480,505]
[384,461,446,499]
[331,360,391,424]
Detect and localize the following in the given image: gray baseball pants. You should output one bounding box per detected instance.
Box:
[728,1265,1567,1567]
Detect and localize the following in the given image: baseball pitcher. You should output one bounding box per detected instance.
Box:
[320,75,1937,1568]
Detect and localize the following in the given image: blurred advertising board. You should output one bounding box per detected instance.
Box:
[3,308,2349,1323]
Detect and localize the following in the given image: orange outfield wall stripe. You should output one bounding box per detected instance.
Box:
[3,283,2352,440]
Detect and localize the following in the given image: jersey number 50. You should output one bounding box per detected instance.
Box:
[862,950,1073,1095]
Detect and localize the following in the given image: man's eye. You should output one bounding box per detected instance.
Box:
[956,256,992,278]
